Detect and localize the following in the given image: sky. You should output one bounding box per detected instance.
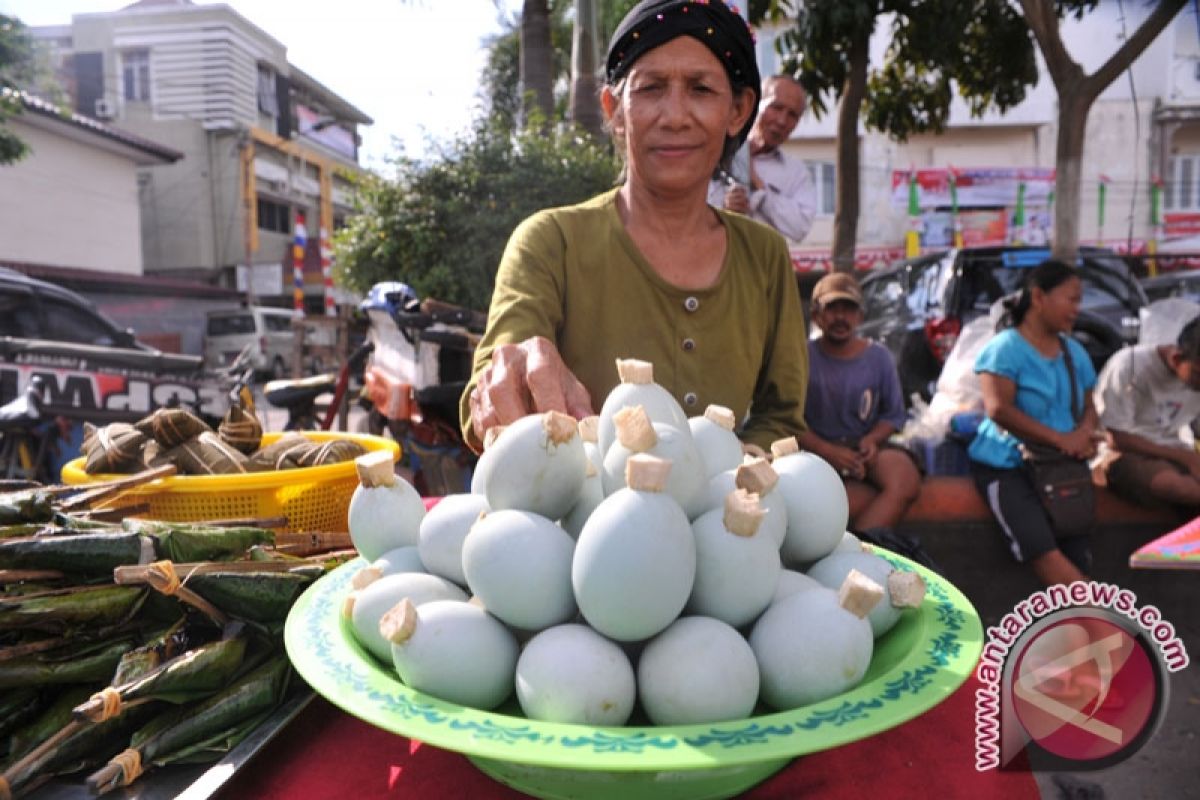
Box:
[1,0,521,171]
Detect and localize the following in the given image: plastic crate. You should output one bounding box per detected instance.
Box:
[60,431,400,533]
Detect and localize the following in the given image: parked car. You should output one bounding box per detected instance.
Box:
[0,268,212,422]
[204,306,299,379]
[858,246,1147,403]
[1139,268,1200,304]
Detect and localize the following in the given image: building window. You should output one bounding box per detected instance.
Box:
[813,161,836,216]
[257,64,279,117]
[122,50,150,102]
[257,197,291,234]
[1166,154,1200,211]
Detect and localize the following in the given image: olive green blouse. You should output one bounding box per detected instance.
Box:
[460,188,809,450]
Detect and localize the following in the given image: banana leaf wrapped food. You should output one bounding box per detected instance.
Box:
[0,694,158,799]
[218,403,263,455]
[166,431,249,476]
[0,636,140,689]
[132,522,274,563]
[86,654,291,795]
[0,491,54,527]
[0,586,147,638]
[181,570,314,624]
[0,523,275,576]
[75,627,250,723]
[81,423,148,475]
[244,434,313,471]
[295,438,367,467]
[0,531,151,577]
[2,685,96,769]
[134,408,211,450]
[0,688,42,748]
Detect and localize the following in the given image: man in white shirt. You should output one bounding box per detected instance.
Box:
[1095,316,1200,509]
[707,74,816,243]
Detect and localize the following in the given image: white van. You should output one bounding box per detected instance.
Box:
[204,306,297,379]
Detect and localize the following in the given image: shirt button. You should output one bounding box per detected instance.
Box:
[684,296,699,312]
[682,338,696,352]
[683,392,698,407]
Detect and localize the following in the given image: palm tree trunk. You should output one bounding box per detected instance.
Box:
[569,0,604,138]
[520,0,555,127]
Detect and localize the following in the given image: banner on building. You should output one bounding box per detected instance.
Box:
[891,167,1056,210]
[1164,212,1200,238]
[790,246,907,273]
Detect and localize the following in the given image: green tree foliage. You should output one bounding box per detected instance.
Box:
[751,0,1037,269]
[0,14,37,165]
[333,115,619,311]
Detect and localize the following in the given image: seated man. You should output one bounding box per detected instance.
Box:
[1096,316,1200,510]
[798,272,921,534]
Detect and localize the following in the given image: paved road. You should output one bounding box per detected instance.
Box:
[914,522,1198,800]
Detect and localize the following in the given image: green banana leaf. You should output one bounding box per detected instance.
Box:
[109,622,186,686]
[247,544,301,562]
[0,687,41,748]
[87,655,290,795]
[184,572,312,624]
[50,514,119,531]
[150,705,274,767]
[121,521,273,562]
[2,685,95,769]
[0,523,48,540]
[0,491,54,526]
[0,585,147,634]
[87,636,248,714]
[0,531,150,575]
[0,638,138,688]
[0,702,158,798]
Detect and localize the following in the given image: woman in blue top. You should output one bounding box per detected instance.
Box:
[969,259,1100,586]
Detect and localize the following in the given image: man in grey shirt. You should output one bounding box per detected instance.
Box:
[1096,315,1200,509]
[707,74,816,243]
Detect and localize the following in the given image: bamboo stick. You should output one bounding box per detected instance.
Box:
[0,569,63,583]
[271,530,353,555]
[58,465,178,511]
[114,560,309,583]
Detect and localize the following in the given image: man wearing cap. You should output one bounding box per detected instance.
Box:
[799,272,921,535]
[707,74,816,243]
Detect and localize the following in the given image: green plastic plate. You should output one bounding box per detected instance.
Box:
[284,550,983,800]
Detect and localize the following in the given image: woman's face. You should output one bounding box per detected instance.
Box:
[603,36,753,196]
[1032,276,1083,335]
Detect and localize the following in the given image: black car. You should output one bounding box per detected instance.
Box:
[0,267,151,348]
[0,268,212,422]
[858,247,1147,403]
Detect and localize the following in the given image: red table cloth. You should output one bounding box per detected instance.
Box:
[219,675,1039,799]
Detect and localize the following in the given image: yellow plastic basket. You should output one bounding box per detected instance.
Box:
[60,432,400,534]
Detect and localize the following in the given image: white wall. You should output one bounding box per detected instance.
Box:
[0,120,144,274]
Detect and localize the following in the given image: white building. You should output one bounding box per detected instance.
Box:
[756,1,1200,268]
[0,90,180,274]
[31,0,372,309]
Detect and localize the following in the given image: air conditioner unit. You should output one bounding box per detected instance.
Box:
[94,97,115,119]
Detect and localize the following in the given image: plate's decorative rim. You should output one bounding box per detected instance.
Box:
[284,549,983,771]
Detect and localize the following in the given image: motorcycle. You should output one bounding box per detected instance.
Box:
[358,282,484,496]
[262,342,374,431]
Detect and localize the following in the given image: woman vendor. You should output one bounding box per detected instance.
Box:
[460,0,809,452]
